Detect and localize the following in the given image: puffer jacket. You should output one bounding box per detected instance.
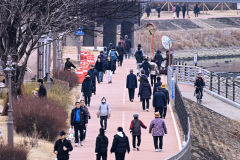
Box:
[139,82,152,99]
[110,132,130,153]
[95,135,108,154]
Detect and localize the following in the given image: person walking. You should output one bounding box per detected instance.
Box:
[153,87,166,117]
[194,4,200,17]
[108,47,119,74]
[145,5,151,18]
[64,58,76,71]
[110,127,130,160]
[149,112,167,152]
[95,57,104,83]
[140,57,151,77]
[95,128,109,160]
[37,79,47,98]
[138,78,152,112]
[54,131,73,160]
[159,83,169,119]
[176,4,181,18]
[116,42,125,67]
[81,75,93,106]
[156,4,161,18]
[172,5,176,18]
[124,35,132,59]
[88,64,98,95]
[154,50,163,72]
[106,56,113,84]
[99,51,107,73]
[129,114,147,151]
[135,44,144,75]
[98,97,111,130]
[149,60,158,87]
[82,104,91,141]
[182,4,187,19]
[126,69,138,102]
[70,101,88,147]
[153,77,162,95]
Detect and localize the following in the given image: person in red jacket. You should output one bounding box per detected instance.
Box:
[129,114,147,151]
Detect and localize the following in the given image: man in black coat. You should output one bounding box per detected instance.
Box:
[81,75,93,106]
[153,77,162,95]
[64,58,76,71]
[95,57,104,83]
[176,4,181,18]
[38,79,47,98]
[182,4,187,19]
[135,44,144,75]
[140,58,151,77]
[154,50,163,72]
[124,35,132,59]
[88,64,98,94]
[156,4,161,18]
[159,83,169,119]
[126,69,138,102]
[111,127,130,160]
[71,101,88,146]
[54,131,73,160]
[95,128,109,160]
[116,42,125,67]
[153,87,167,118]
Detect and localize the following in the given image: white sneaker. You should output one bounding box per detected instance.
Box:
[133,148,136,151]
[136,146,140,151]
[80,141,83,146]
[75,143,78,147]
[146,109,149,112]
[155,149,159,152]
[159,149,162,152]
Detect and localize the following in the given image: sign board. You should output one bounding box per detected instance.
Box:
[75,29,84,36]
[237,3,240,10]
[162,36,172,50]
[194,52,198,65]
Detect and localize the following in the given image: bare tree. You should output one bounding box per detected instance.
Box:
[0,0,142,95]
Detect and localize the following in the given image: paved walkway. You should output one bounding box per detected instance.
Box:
[179,84,240,122]
[70,59,180,160]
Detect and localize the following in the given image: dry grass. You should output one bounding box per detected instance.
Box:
[134,29,240,53]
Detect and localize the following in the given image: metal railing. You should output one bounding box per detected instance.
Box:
[167,67,191,160]
[172,65,240,106]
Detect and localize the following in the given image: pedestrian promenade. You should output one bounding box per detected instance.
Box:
[70,59,180,160]
[178,84,240,122]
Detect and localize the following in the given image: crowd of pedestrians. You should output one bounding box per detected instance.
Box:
[54,39,172,160]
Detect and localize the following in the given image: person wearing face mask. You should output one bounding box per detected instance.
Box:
[97,97,111,130]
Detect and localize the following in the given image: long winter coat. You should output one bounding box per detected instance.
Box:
[95,135,109,154]
[140,61,151,77]
[139,82,152,100]
[154,53,163,65]
[81,78,93,97]
[153,81,162,95]
[160,88,169,105]
[87,69,98,92]
[38,84,47,97]
[116,45,124,60]
[149,118,167,136]
[135,50,144,63]
[126,73,138,89]
[153,91,166,108]
[110,132,130,154]
[95,61,104,72]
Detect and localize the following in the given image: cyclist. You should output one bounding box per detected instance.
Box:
[194,73,205,99]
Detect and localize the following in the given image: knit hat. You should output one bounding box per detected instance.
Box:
[155,112,160,118]
[60,131,66,136]
[161,83,166,88]
[133,114,139,119]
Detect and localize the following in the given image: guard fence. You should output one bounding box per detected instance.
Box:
[167,67,191,160]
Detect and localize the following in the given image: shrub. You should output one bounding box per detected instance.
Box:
[0,143,28,160]
[24,82,71,108]
[53,70,79,89]
[13,97,68,141]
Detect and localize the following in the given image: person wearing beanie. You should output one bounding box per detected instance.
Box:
[149,112,167,152]
[126,69,138,102]
[153,77,162,95]
[129,114,147,151]
[111,127,130,160]
[160,83,169,119]
[95,128,109,160]
[37,79,47,98]
[54,131,73,160]
[153,50,163,72]
[81,74,93,107]
[153,86,167,117]
[97,97,111,130]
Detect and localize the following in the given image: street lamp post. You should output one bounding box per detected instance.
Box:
[4,55,14,148]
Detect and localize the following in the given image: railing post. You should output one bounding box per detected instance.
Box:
[233,81,235,102]
[226,77,228,98]
[218,75,220,95]
[210,72,213,91]
[187,67,190,82]
[182,65,185,82]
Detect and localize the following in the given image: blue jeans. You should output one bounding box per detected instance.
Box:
[98,72,103,83]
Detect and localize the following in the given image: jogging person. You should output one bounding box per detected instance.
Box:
[194,73,205,99]
[97,97,111,130]
[129,114,147,151]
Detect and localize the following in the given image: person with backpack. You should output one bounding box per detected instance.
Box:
[116,42,125,67]
[108,47,119,74]
[81,74,93,106]
[140,57,151,77]
[135,44,144,75]
[154,50,163,72]
[95,57,104,83]
[126,69,138,102]
[149,60,158,87]
[138,78,152,112]
[111,127,130,160]
[149,112,167,152]
[95,128,109,160]
[129,114,147,151]
[97,97,111,130]
[106,56,113,84]
[153,77,162,95]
